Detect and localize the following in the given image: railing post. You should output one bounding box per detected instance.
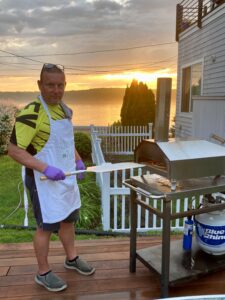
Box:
[101,172,111,231]
[94,138,105,186]
[96,138,105,165]
[198,0,203,28]
[90,124,94,133]
[90,126,106,166]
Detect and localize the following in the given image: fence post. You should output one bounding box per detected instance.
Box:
[101,172,111,231]
[90,126,105,166]
[148,123,153,139]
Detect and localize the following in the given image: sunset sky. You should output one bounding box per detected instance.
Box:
[0,0,180,92]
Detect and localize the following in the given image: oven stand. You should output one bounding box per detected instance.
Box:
[125,175,225,298]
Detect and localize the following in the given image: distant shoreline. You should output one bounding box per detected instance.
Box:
[0,87,176,105]
[0,88,176,126]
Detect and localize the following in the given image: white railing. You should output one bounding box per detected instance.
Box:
[91,125,147,230]
[106,166,202,233]
[91,124,152,155]
[91,124,201,233]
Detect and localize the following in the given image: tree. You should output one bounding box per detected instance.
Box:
[120,79,155,126]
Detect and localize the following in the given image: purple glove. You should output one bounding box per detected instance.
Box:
[76,159,85,180]
[43,165,66,181]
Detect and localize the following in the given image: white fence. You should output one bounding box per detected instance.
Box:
[91,124,200,232]
[91,124,152,155]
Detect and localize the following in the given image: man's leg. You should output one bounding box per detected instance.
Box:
[58,222,77,260]
[59,219,95,276]
[25,175,52,274]
[33,227,52,274]
[25,175,67,291]
[33,227,68,292]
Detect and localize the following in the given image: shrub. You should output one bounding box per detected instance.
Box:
[77,174,102,230]
[74,131,92,159]
[169,116,176,138]
[0,104,18,154]
[111,120,121,127]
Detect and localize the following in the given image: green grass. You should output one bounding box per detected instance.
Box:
[0,155,102,243]
[0,228,108,243]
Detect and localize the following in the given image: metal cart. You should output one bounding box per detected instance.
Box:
[124,174,225,298]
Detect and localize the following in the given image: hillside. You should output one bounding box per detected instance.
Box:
[65,88,125,104]
[0,88,176,107]
[0,88,126,105]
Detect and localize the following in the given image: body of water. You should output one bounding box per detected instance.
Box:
[70,100,176,126]
[69,99,176,126]
[71,100,125,126]
[1,91,176,126]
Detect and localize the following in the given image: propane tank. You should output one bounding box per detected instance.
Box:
[183,215,193,251]
[195,193,225,255]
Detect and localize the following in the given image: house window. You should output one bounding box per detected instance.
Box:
[181,63,202,112]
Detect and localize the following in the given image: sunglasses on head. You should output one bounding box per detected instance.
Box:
[42,63,64,72]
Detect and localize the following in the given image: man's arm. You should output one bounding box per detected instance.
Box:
[7,142,47,173]
[75,148,82,161]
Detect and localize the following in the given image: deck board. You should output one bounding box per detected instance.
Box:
[0,266,9,276]
[0,236,225,299]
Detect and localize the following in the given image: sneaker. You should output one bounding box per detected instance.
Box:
[64,256,95,276]
[35,271,67,292]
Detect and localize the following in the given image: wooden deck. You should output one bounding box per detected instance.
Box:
[1,236,225,299]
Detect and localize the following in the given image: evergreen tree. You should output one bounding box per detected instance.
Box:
[120,79,155,126]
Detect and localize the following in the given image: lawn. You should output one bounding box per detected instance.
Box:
[0,155,102,243]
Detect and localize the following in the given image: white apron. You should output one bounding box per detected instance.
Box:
[33,96,81,224]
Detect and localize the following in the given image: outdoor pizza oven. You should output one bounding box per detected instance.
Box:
[134,78,225,182]
[134,139,225,181]
[127,79,225,298]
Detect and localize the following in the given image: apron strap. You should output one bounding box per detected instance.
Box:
[38,95,52,122]
[21,166,29,227]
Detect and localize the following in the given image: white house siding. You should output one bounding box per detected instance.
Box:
[193,96,225,141]
[175,4,225,138]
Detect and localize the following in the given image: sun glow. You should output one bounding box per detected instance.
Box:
[105,70,177,89]
[0,69,177,92]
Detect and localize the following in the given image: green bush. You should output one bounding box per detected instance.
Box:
[111,120,121,127]
[77,173,102,230]
[74,131,92,159]
[0,104,17,154]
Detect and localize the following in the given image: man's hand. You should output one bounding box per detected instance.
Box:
[43,166,66,181]
[76,159,85,180]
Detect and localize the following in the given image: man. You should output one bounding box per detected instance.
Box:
[7,63,95,292]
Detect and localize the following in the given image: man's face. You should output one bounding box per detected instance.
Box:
[38,71,66,105]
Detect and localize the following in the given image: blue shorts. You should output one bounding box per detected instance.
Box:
[25,174,80,232]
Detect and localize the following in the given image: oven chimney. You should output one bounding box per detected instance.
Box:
[154,78,172,142]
